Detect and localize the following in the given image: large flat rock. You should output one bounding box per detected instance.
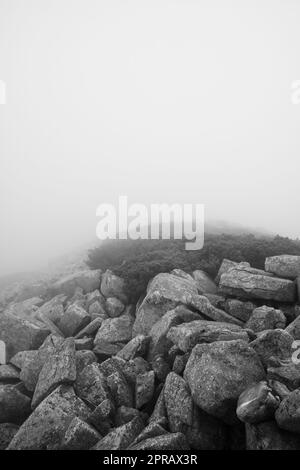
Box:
[265,255,300,279]
[219,267,296,302]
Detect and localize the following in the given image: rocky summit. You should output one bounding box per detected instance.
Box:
[1,254,300,450]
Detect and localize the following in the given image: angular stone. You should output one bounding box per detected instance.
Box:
[62,417,101,450]
[149,386,167,423]
[265,255,300,279]
[100,270,128,303]
[116,335,149,361]
[121,357,151,386]
[275,389,300,433]
[191,295,243,326]
[75,363,110,408]
[219,268,296,302]
[85,290,105,309]
[133,273,199,336]
[250,329,293,368]
[184,340,266,424]
[215,259,244,284]
[89,301,107,316]
[135,371,155,409]
[168,320,249,353]
[32,338,77,408]
[75,350,97,374]
[164,372,193,433]
[8,385,90,449]
[0,312,50,361]
[9,350,37,370]
[39,316,64,337]
[93,341,124,360]
[20,335,64,391]
[36,295,66,324]
[51,269,102,296]
[115,406,143,427]
[105,297,125,318]
[148,306,201,359]
[237,381,280,424]
[75,337,94,350]
[94,312,134,347]
[246,306,286,333]
[225,299,256,323]
[74,317,103,339]
[130,421,168,447]
[87,398,115,435]
[57,304,91,337]
[92,416,144,450]
[0,384,31,424]
[106,371,133,408]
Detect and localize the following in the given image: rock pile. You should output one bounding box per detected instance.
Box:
[1,255,300,449]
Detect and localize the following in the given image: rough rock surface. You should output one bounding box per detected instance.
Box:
[246,306,286,332]
[94,311,134,348]
[167,320,249,353]
[164,372,193,433]
[8,386,90,449]
[225,299,256,323]
[184,340,266,424]
[236,381,280,424]
[3,255,300,450]
[75,363,110,408]
[250,329,293,368]
[62,417,101,450]
[57,304,91,337]
[148,306,201,359]
[0,312,50,361]
[100,270,128,304]
[265,255,300,279]
[219,268,296,302]
[92,416,144,450]
[20,335,64,391]
[105,297,125,318]
[133,273,199,336]
[286,315,300,340]
[31,338,77,408]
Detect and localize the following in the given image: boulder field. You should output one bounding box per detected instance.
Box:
[1,255,300,449]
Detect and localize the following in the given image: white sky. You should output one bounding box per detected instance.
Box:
[0,0,300,275]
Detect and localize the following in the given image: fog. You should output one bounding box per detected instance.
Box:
[1,0,300,277]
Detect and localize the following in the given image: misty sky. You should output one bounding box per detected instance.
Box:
[1,0,300,276]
